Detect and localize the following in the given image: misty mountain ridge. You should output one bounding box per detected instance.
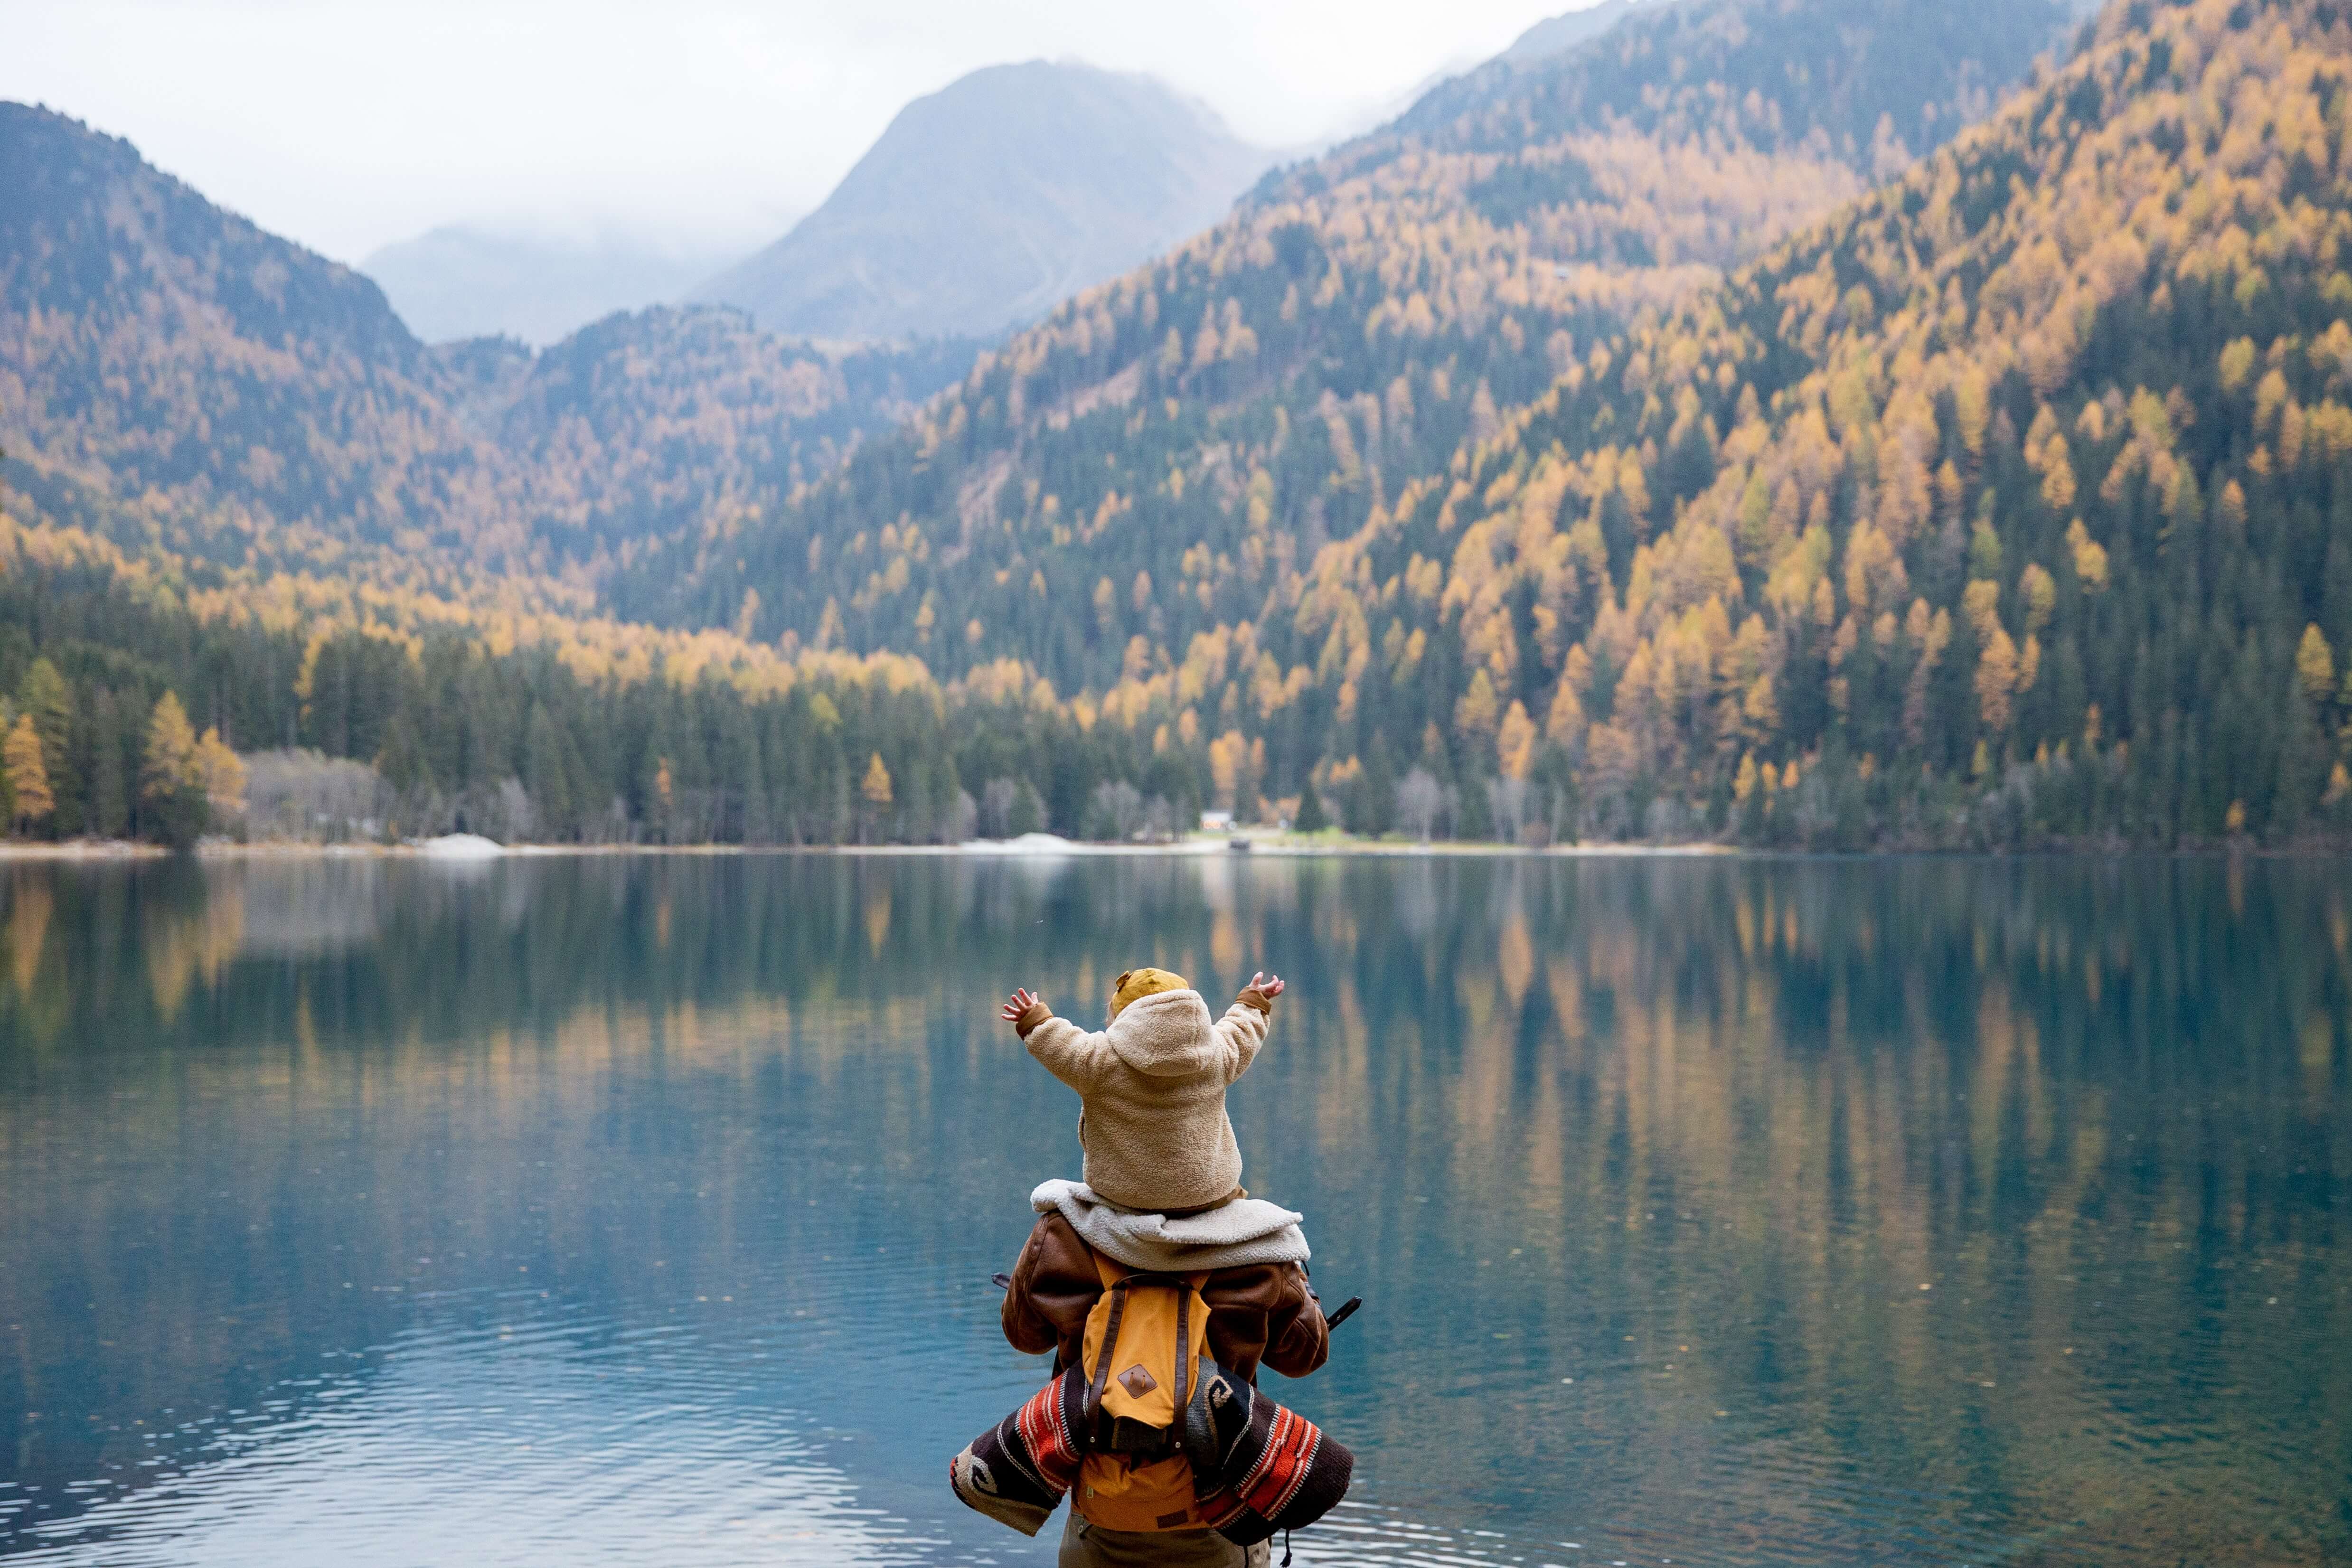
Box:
[693,59,1273,343]
[364,221,771,348]
[1503,0,1680,64]
[645,0,2074,657]
[1264,0,1684,182]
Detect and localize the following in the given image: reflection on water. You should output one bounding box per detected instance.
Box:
[1,854,2348,1565]
[19,1323,946,1568]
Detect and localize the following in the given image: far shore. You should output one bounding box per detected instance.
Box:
[0,831,1739,863]
[0,832,2328,863]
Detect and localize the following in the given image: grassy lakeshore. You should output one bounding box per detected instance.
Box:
[0,832,1739,861]
[6,831,2325,861]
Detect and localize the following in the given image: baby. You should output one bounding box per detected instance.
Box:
[1000,966,1284,1214]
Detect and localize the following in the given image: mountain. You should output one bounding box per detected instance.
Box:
[636,0,2346,852]
[1502,0,1676,63]
[1377,0,2352,845]
[363,222,761,347]
[643,0,2073,707]
[431,312,976,566]
[692,61,1272,343]
[0,101,513,579]
[0,102,971,588]
[10,0,2350,854]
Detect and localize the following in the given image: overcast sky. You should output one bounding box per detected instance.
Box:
[2,0,1592,265]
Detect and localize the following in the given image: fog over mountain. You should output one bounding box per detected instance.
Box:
[694,60,1273,343]
[363,223,766,347]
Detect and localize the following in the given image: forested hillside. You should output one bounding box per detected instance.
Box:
[658,0,2352,848]
[1354,0,2352,846]
[648,0,2070,703]
[431,313,973,576]
[8,0,2351,851]
[0,508,1188,849]
[1501,0,1676,66]
[0,104,972,594]
[0,103,505,578]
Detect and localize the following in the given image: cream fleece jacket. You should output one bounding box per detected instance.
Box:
[1016,986,1271,1213]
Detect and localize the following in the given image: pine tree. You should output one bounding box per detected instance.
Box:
[140,693,206,848]
[4,714,53,834]
[84,690,129,840]
[195,727,245,820]
[860,751,895,843]
[1298,780,1336,832]
[17,660,73,826]
[2299,625,2337,702]
[522,704,573,841]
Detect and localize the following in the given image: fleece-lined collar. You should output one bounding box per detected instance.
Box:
[1030,1179,1311,1270]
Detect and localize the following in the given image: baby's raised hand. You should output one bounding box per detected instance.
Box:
[1000,987,1041,1025]
[1248,972,1285,999]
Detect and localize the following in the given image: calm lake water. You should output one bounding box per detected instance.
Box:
[0,853,2346,1566]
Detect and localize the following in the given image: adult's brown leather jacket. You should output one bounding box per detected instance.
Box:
[1000,1211,1330,1384]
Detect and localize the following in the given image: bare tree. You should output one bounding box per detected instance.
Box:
[1487,777,1534,845]
[240,749,396,842]
[946,789,979,843]
[980,777,1020,838]
[1396,767,1447,842]
[1085,780,1147,841]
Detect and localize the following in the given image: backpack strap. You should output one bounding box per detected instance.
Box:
[1081,1264,1129,1423]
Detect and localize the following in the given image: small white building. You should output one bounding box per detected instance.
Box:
[1199,809,1234,832]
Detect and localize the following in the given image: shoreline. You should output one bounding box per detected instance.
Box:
[0,835,2332,863]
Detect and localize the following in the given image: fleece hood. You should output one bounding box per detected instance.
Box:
[1104,987,1219,1079]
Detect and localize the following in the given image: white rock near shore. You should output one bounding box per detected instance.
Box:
[417,833,506,859]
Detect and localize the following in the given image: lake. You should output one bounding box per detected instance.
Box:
[0,852,2346,1566]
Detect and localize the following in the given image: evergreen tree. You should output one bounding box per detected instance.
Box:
[522,704,574,841]
[195,728,245,825]
[4,714,53,834]
[860,752,894,843]
[83,690,129,840]
[18,659,73,828]
[1292,782,1330,834]
[140,693,207,848]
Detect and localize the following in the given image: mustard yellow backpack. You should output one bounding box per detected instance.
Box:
[1072,1253,1214,1532]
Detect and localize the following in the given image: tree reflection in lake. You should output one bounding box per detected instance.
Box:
[0,854,2345,1565]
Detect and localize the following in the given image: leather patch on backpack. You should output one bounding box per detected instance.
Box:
[1117,1364,1158,1398]
[1155,1508,1193,1528]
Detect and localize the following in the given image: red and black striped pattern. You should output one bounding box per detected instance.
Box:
[1232,1403,1323,1522]
[1009,1364,1086,1496]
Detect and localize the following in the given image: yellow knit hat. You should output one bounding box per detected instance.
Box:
[1109,966,1189,1021]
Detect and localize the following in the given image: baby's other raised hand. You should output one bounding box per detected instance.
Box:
[1000,987,1041,1025]
[1247,972,1284,1000]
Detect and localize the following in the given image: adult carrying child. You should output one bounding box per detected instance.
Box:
[950,968,1355,1567]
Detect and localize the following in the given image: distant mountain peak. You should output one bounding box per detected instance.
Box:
[362,222,763,348]
[693,59,1273,344]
